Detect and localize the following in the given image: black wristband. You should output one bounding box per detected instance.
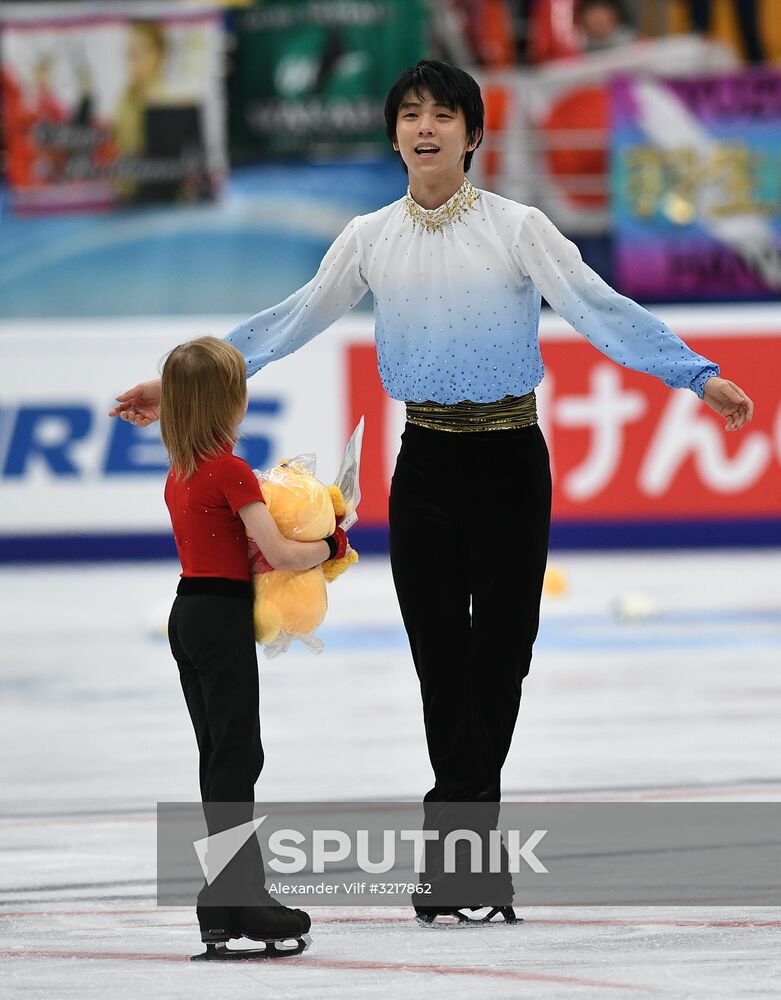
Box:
[324,534,339,560]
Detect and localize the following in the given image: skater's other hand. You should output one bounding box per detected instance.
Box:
[109,378,162,426]
[702,377,753,432]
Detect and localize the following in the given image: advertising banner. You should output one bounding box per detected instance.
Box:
[1,306,779,561]
[0,316,358,560]
[228,0,427,158]
[473,35,738,235]
[611,70,781,302]
[0,1,225,214]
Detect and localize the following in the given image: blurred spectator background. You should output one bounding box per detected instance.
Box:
[2,0,779,315]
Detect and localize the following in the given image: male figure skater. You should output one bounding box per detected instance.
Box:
[111,60,753,925]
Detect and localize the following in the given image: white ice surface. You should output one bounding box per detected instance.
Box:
[1,551,780,999]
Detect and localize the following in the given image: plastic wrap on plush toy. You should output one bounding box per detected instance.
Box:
[258,454,336,541]
[249,454,334,658]
[253,566,326,659]
[334,416,363,531]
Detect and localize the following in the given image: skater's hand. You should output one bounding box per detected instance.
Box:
[109,378,162,426]
[702,377,753,432]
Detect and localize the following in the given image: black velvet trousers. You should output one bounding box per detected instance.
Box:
[389,421,552,805]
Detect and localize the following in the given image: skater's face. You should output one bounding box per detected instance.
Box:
[393,89,481,183]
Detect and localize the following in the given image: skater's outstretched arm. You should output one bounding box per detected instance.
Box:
[225,216,367,377]
[110,218,368,426]
[514,207,754,430]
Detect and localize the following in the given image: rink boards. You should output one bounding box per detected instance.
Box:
[1,304,779,561]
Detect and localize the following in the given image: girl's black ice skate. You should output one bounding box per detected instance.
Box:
[191,937,310,961]
[191,904,311,961]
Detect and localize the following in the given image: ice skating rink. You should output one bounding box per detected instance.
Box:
[1,550,780,999]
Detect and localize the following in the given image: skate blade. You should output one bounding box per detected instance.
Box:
[191,933,311,961]
[416,908,523,928]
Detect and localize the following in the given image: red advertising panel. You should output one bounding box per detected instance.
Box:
[347,332,779,531]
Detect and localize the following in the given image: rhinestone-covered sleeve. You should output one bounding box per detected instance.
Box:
[225,216,369,378]
[515,207,720,398]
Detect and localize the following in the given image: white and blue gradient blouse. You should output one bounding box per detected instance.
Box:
[226,180,719,404]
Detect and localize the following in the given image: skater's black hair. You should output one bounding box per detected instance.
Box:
[384,60,484,173]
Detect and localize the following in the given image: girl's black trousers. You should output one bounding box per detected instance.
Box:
[168,582,263,827]
[168,581,265,909]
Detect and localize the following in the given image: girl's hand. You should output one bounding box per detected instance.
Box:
[702,377,754,432]
[109,378,162,426]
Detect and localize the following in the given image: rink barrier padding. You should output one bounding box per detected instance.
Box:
[1,309,779,561]
[2,518,781,564]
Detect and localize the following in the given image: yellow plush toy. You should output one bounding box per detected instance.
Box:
[249,457,358,656]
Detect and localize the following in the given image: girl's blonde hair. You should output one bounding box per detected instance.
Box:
[160,336,247,479]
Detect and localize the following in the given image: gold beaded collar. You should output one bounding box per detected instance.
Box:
[404,178,480,233]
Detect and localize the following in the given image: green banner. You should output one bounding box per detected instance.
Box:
[229,0,428,157]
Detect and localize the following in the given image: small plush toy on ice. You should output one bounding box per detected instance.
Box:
[249,420,363,658]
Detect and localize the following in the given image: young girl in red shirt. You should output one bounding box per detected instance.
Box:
[160,336,346,957]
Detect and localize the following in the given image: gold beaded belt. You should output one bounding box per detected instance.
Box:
[405,390,538,433]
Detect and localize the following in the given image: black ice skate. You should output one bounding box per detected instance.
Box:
[414,905,521,927]
[191,904,311,961]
